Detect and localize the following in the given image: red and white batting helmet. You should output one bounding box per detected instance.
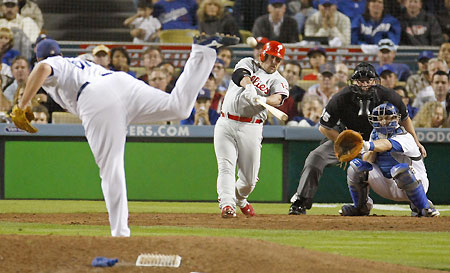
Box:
[260,41,285,62]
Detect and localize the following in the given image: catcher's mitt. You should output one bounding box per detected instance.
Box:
[10,105,38,133]
[334,129,363,162]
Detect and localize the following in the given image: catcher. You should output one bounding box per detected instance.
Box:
[337,103,439,217]
[289,62,425,215]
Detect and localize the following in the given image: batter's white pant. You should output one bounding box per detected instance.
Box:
[214,118,263,209]
[76,45,216,237]
[348,164,430,204]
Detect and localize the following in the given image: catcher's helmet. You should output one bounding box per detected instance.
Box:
[368,103,400,136]
[260,41,285,62]
[36,39,61,59]
[351,62,379,81]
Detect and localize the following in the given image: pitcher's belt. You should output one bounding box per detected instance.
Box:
[221,112,263,124]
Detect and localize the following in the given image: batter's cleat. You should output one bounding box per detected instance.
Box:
[339,204,370,216]
[289,200,307,215]
[221,206,237,218]
[240,203,255,217]
[194,33,240,49]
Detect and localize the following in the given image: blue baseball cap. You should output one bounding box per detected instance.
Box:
[319,0,337,5]
[197,88,211,100]
[417,51,434,62]
[376,64,395,76]
[36,39,61,59]
[269,0,286,4]
[307,46,326,58]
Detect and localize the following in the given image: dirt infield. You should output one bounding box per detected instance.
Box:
[0,213,448,273]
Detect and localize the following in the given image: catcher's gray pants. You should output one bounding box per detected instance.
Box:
[295,139,338,208]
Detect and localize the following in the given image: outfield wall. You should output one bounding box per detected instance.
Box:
[0,124,449,204]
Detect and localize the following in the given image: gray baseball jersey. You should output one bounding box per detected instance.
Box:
[221,57,289,120]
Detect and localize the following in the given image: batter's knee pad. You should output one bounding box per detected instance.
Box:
[391,163,429,210]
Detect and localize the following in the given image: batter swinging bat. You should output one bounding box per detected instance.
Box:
[256,98,288,121]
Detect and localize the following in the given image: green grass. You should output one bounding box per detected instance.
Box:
[1,200,449,271]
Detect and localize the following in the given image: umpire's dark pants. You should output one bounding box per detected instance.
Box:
[295,139,338,209]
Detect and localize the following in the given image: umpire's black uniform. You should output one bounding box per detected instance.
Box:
[292,84,408,211]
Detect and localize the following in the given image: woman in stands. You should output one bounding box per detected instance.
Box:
[197,0,241,40]
[351,0,401,45]
[109,47,137,78]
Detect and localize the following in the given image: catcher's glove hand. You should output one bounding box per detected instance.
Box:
[10,105,38,133]
[334,129,363,162]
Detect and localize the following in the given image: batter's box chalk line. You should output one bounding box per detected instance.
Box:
[136,253,181,267]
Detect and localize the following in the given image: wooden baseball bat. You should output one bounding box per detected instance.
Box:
[255,98,288,121]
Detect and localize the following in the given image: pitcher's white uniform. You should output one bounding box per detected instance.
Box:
[363,128,429,203]
[40,44,216,236]
[214,57,289,210]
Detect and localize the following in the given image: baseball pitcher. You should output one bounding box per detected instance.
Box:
[215,41,289,218]
[12,35,238,236]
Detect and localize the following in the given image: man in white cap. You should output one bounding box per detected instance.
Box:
[92,45,110,69]
[373,38,411,81]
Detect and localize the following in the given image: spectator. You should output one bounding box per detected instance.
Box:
[148,67,170,92]
[217,46,233,69]
[197,0,240,38]
[0,27,19,66]
[213,58,228,93]
[153,0,198,30]
[413,70,449,110]
[394,85,418,119]
[109,47,136,78]
[351,0,401,45]
[288,0,317,34]
[377,64,398,89]
[203,72,221,124]
[405,50,433,97]
[286,94,323,126]
[303,46,326,80]
[139,46,163,83]
[278,60,306,120]
[18,0,43,29]
[438,42,450,67]
[307,63,338,106]
[399,0,443,46]
[181,85,217,125]
[413,101,448,128]
[157,61,177,92]
[335,62,349,89]
[3,55,28,103]
[124,0,161,43]
[92,45,110,69]
[0,0,40,44]
[373,38,411,81]
[252,0,299,43]
[233,0,269,31]
[305,0,351,46]
[337,0,366,22]
[30,104,49,124]
[252,36,270,60]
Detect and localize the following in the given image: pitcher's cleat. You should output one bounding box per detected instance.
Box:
[194,33,240,49]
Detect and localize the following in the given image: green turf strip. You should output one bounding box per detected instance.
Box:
[0,222,448,271]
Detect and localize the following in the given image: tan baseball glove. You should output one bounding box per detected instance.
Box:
[10,105,38,133]
[334,129,363,162]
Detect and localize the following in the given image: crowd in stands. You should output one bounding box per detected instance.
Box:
[0,0,449,129]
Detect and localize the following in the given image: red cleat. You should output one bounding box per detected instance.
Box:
[240,203,255,217]
[221,206,236,218]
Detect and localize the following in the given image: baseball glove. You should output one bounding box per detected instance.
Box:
[10,105,38,133]
[334,129,363,162]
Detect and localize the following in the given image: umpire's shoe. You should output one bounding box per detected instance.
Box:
[289,200,307,215]
[339,204,370,216]
[194,33,240,50]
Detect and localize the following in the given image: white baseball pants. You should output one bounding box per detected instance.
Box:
[76,45,216,236]
[214,117,263,209]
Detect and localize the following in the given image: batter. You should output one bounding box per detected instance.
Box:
[17,36,237,236]
[340,103,440,217]
[215,41,289,218]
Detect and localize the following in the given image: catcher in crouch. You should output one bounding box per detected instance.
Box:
[339,103,439,217]
[289,62,426,215]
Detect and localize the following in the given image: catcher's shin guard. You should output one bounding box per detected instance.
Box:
[391,163,429,210]
[346,158,372,212]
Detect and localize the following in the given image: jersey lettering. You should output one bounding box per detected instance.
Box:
[69,60,92,70]
[250,75,269,94]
